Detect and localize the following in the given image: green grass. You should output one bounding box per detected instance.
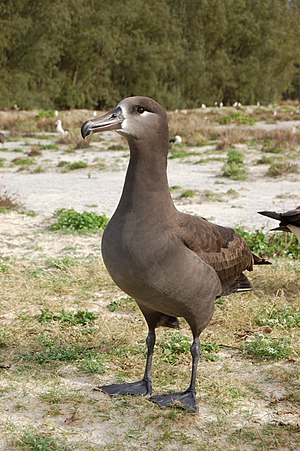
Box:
[37,308,97,326]
[180,189,197,198]
[222,149,247,180]
[15,430,70,450]
[11,157,35,166]
[242,335,293,361]
[50,208,109,233]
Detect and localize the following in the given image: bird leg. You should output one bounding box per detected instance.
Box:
[98,329,156,397]
[150,337,200,413]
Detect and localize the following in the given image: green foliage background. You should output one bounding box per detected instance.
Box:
[1,0,300,109]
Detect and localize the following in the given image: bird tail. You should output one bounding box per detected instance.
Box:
[253,254,272,265]
[223,273,253,296]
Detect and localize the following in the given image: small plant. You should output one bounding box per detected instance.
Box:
[267,161,298,177]
[37,308,97,326]
[58,160,88,171]
[107,297,136,313]
[255,306,300,329]
[180,189,197,199]
[45,256,77,269]
[79,350,106,374]
[160,332,191,363]
[202,190,222,202]
[0,189,21,212]
[50,208,109,233]
[15,430,69,451]
[0,157,6,167]
[169,149,200,159]
[11,157,35,166]
[201,341,220,361]
[256,156,273,165]
[222,150,247,180]
[236,227,299,259]
[242,335,293,360]
[68,161,88,170]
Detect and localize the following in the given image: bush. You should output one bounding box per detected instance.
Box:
[236,227,299,259]
[50,208,109,233]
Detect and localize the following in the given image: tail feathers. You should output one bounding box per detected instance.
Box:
[253,254,272,265]
[258,210,281,221]
[223,273,253,296]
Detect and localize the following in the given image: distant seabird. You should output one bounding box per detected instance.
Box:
[81,96,269,413]
[0,132,5,144]
[169,135,182,145]
[55,120,68,136]
[259,206,300,242]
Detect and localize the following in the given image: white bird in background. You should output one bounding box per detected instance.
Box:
[93,111,97,117]
[201,104,207,109]
[54,110,59,117]
[55,120,69,136]
[170,135,182,145]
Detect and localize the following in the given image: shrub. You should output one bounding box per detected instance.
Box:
[222,150,247,180]
[50,208,109,233]
[236,227,299,259]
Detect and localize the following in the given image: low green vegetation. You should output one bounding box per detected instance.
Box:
[34,110,56,120]
[180,189,197,198]
[37,308,97,326]
[15,430,70,451]
[222,149,247,180]
[50,208,109,233]
[255,306,300,329]
[107,296,136,313]
[242,335,293,361]
[11,157,35,166]
[57,160,88,171]
[218,112,258,126]
[236,227,299,259]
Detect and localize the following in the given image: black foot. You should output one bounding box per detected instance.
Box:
[150,390,198,413]
[96,379,151,397]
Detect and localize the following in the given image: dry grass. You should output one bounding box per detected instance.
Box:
[216,128,250,150]
[0,257,299,449]
[0,189,22,211]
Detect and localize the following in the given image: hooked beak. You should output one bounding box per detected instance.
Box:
[81,106,124,139]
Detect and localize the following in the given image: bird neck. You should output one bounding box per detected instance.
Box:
[117,137,175,214]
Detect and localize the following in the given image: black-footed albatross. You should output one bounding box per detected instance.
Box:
[81,96,269,413]
[259,206,300,242]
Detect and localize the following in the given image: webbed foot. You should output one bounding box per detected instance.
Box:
[150,389,198,413]
[96,379,151,397]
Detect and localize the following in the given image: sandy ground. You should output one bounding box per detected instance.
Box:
[0,126,299,234]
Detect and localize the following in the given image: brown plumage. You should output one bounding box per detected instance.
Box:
[81,96,268,412]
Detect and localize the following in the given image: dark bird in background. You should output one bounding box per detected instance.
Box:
[259,206,300,242]
[0,132,5,144]
[81,96,269,413]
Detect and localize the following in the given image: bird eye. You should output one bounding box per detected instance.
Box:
[137,106,145,114]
